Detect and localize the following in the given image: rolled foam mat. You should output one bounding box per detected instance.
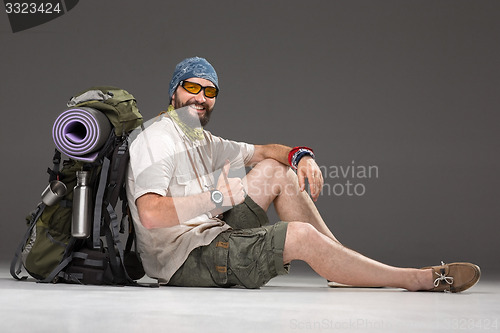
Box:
[52,107,112,162]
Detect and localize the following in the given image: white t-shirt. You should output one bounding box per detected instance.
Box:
[126,116,255,283]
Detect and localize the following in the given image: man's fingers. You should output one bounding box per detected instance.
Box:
[308,169,318,199]
[307,169,323,201]
[297,170,305,191]
[296,159,323,200]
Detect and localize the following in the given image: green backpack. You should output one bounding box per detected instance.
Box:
[11,86,146,285]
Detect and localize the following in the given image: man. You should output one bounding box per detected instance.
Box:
[126,56,480,292]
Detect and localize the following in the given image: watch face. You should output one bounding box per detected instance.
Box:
[212,190,223,204]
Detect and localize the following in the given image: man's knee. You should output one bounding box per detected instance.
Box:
[246,159,299,208]
[287,221,316,238]
[253,158,296,184]
[283,222,320,262]
[253,158,288,176]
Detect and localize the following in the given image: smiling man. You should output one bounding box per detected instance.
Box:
[125,56,480,292]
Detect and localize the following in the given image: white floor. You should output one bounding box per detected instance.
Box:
[1,264,499,333]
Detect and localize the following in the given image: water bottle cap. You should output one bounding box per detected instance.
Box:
[76,170,90,186]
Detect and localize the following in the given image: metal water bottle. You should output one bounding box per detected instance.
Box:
[71,171,92,238]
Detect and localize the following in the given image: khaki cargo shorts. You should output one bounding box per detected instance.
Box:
[168,196,289,289]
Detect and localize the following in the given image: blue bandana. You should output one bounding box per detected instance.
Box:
[168,57,219,101]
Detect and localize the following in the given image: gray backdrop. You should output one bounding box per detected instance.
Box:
[1,1,499,274]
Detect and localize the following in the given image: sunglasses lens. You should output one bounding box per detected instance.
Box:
[182,81,202,94]
[204,87,218,98]
[182,81,218,98]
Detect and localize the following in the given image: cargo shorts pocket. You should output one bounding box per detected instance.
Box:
[227,229,270,289]
[204,232,231,287]
[223,196,269,230]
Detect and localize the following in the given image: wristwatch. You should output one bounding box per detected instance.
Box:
[210,190,224,208]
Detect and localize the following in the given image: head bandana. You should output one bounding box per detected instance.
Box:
[168,57,219,101]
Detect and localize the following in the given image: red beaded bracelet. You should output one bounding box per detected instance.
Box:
[288,146,314,169]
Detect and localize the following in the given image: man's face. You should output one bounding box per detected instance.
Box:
[171,77,217,127]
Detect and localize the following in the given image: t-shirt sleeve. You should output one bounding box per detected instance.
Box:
[207,132,255,171]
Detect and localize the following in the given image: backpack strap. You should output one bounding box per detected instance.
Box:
[10,203,46,280]
[92,156,111,249]
[40,237,77,283]
[91,131,122,249]
[102,137,136,284]
[104,203,130,283]
[58,250,112,285]
[125,215,135,254]
[108,138,128,204]
[91,135,128,249]
[47,149,61,182]
[87,135,136,284]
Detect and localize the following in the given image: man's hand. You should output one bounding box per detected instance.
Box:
[216,160,246,207]
[297,156,323,202]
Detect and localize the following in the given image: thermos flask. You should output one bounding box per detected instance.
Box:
[71,171,92,238]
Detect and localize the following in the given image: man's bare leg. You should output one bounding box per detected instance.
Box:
[244,159,413,286]
[284,222,434,291]
[245,159,340,243]
[243,160,477,292]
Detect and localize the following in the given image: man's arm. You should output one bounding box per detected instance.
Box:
[248,144,324,202]
[136,161,245,229]
[247,144,291,166]
[136,192,215,229]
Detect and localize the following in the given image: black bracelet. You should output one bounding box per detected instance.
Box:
[291,148,315,169]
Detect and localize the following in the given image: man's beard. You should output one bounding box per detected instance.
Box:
[172,100,212,128]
